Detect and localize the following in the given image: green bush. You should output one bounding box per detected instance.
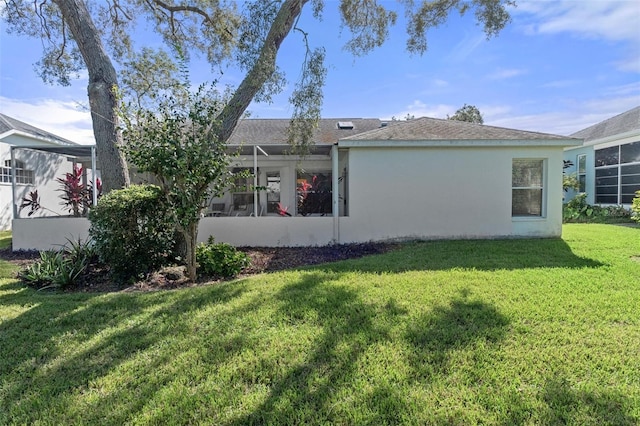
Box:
[19,238,94,290]
[563,193,632,223]
[89,184,175,283]
[632,191,640,223]
[196,236,250,278]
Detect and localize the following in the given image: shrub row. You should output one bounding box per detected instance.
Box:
[19,184,251,288]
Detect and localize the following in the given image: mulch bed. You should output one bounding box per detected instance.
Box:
[0,242,395,293]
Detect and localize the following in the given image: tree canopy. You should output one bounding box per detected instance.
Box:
[2,0,514,189]
[448,104,484,124]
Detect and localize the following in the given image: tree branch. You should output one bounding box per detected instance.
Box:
[217,0,308,143]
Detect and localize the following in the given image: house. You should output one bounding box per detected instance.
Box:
[198,117,580,246]
[563,106,640,205]
[12,116,580,250]
[0,113,96,230]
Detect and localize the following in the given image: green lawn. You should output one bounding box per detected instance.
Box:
[1,224,639,425]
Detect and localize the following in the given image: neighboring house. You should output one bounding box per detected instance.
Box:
[13,116,580,250]
[0,113,87,230]
[563,106,640,205]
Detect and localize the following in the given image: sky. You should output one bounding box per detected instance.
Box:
[0,0,639,145]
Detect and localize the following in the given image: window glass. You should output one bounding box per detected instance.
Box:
[621,141,640,164]
[595,146,619,167]
[578,154,586,173]
[297,171,332,216]
[512,159,544,217]
[266,172,281,214]
[512,160,543,188]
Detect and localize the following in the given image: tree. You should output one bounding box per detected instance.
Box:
[119,83,235,281]
[448,104,484,124]
[3,0,515,187]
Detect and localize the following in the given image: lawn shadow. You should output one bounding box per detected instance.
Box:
[322,238,604,274]
[405,289,510,379]
[230,272,408,425]
[0,281,248,423]
[540,377,637,426]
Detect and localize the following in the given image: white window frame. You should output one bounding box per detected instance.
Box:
[577,154,587,193]
[512,158,546,219]
[0,159,35,185]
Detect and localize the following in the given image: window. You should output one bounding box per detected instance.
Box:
[512,159,544,217]
[231,167,254,212]
[0,160,34,185]
[577,154,586,193]
[297,171,332,216]
[266,171,281,214]
[595,141,640,204]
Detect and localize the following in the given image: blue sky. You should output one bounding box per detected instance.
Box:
[1,0,639,145]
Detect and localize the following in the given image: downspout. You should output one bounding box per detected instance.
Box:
[10,146,17,220]
[91,146,98,206]
[332,144,339,244]
[253,145,258,217]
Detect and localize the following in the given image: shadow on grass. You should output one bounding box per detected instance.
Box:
[405,290,510,379]
[323,238,604,274]
[540,378,637,426]
[230,272,409,425]
[0,281,248,424]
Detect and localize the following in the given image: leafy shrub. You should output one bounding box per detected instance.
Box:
[632,191,640,223]
[89,184,175,283]
[563,193,632,223]
[19,238,95,290]
[196,236,250,278]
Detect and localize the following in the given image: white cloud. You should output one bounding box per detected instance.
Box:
[487,68,527,80]
[516,0,640,42]
[384,100,455,120]
[486,94,640,136]
[0,96,95,144]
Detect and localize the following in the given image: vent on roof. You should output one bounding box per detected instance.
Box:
[337,121,354,129]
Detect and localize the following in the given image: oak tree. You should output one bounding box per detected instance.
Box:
[2,0,514,190]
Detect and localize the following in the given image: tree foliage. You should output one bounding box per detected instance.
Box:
[448,104,484,124]
[119,82,235,281]
[2,0,515,183]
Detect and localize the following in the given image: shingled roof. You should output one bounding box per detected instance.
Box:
[227,118,382,145]
[0,113,79,146]
[341,116,573,142]
[570,106,640,142]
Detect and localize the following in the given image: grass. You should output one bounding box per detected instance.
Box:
[0,231,10,250]
[1,224,639,425]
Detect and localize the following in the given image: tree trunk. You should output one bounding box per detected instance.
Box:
[52,0,130,193]
[182,221,199,282]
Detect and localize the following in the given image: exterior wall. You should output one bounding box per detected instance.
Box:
[1,137,75,230]
[563,145,595,204]
[564,131,640,205]
[12,216,334,250]
[11,145,567,250]
[12,217,91,251]
[340,145,565,242]
[199,216,334,246]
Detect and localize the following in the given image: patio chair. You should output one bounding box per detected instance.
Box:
[204,202,225,217]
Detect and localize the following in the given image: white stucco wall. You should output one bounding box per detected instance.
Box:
[340,145,565,242]
[1,138,76,230]
[11,144,567,251]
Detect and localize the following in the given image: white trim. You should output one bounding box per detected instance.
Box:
[0,129,79,147]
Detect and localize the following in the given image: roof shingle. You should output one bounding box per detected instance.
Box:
[342,117,574,141]
[570,106,640,142]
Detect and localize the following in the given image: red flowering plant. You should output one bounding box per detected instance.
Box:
[57,165,102,217]
[276,202,291,217]
[297,174,332,216]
